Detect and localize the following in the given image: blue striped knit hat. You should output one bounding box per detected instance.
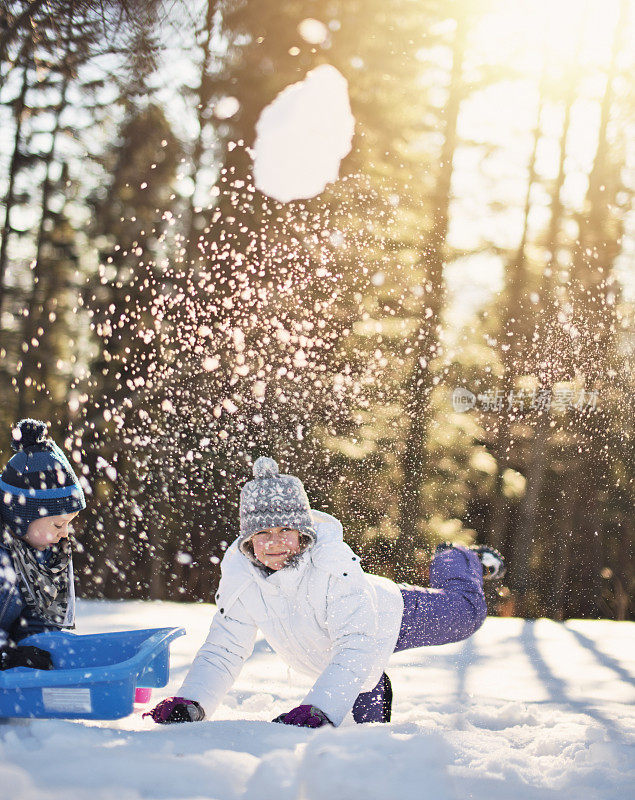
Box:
[0,419,86,538]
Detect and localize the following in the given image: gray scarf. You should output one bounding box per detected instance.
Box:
[9,536,73,627]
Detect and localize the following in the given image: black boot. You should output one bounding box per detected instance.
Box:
[352,672,392,723]
[435,542,506,580]
[471,545,506,580]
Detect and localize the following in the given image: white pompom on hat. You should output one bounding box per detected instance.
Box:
[252,456,279,479]
[237,456,316,564]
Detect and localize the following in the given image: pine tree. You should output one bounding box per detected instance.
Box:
[78,101,181,598]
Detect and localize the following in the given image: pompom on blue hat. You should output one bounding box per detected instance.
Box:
[0,419,86,538]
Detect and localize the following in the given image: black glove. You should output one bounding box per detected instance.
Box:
[0,644,54,671]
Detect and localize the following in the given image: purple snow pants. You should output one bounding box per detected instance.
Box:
[352,545,487,723]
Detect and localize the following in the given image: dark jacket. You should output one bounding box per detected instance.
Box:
[0,542,75,647]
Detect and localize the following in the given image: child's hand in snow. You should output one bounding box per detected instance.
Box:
[272,705,333,728]
[143,696,205,723]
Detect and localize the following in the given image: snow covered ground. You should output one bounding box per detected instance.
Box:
[1,599,633,800]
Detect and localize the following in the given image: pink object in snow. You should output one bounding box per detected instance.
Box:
[134,687,152,704]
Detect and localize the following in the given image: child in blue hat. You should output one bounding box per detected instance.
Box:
[0,419,86,671]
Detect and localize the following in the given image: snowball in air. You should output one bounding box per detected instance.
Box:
[214,97,240,120]
[202,356,220,371]
[253,64,354,203]
[298,18,329,45]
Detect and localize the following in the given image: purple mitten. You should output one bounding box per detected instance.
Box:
[143,696,204,724]
[272,704,333,728]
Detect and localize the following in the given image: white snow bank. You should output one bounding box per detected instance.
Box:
[253,65,354,203]
[1,600,634,800]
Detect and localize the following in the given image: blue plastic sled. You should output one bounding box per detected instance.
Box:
[0,627,185,720]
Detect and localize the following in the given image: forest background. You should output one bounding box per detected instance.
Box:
[0,0,633,620]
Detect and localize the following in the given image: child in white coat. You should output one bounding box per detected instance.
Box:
[145,457,504,727]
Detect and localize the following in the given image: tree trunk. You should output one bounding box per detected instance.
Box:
[0,56,30,326]
[551,466,577,618]
[564,0,627,619]
[185,0,218,264]
[574,453,604,617]
[507,29,582,611]
[17,70,70,417]
[490,64,546,551]
[394,13,467,579]
[613,517,633,621]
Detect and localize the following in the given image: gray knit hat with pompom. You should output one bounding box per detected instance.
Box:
[238,456,316,562]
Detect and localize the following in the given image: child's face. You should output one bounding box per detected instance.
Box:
[23,511,79,551]
[250,527,302,570]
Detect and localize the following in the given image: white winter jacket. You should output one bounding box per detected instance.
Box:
[178,510,404,725]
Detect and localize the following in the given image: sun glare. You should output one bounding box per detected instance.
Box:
[471,0,625,79]
[445,0,632,316]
